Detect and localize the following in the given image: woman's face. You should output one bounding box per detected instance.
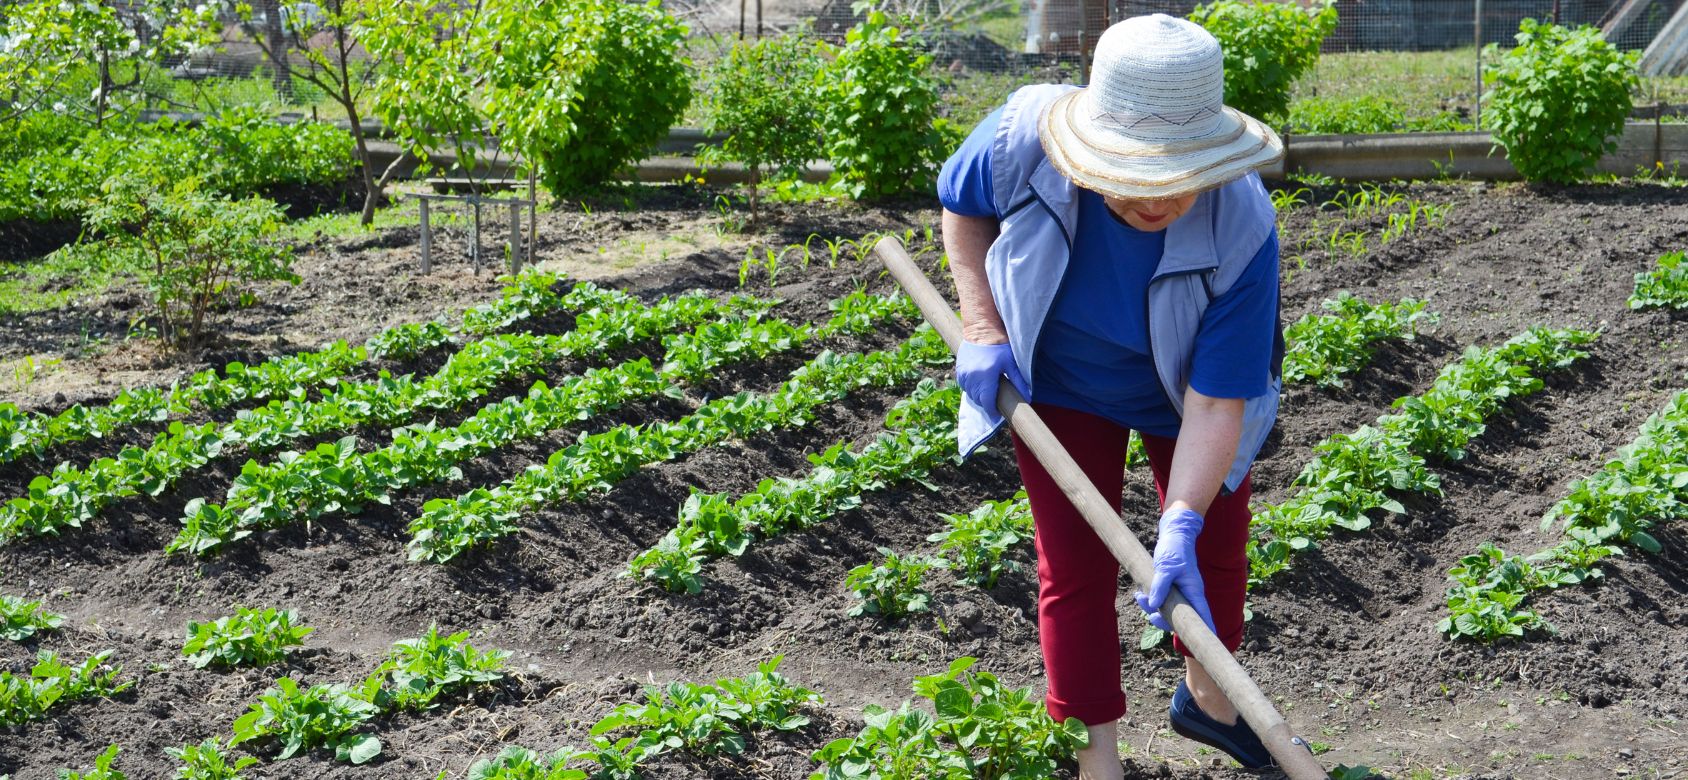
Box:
[1104,194,1198,232]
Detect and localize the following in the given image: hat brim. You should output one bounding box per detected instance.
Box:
[1038,88,1284,201]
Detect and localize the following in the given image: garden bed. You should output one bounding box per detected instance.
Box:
[0,181,1685,779]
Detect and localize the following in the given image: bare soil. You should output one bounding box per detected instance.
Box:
[1,181,1686,780]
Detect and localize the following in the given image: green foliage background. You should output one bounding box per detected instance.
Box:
[1190,0,1338,122]
[1484,19,1639,184]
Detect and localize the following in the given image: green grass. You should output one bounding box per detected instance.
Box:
[0,244,125,316]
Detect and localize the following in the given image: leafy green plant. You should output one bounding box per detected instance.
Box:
[0,650,130,726]
[466,745,592,780]
[1438,542,1563,640]
[531,0,691,194]
[367,321,457,361]
[1,594,64,641]
[1189,0,1338,122]
[1629,251,1688,310]
[373,625,509,710]
[846,547,942,619]
[229,677,382,763]
[1484,19,1640,184]
[59,744,125,780]
[81,176,296,347]
[1282,294,1432,388]
[811,657,1088,780]
[182,607,314,669]
[929,493,1031,589]
[820,11,951,198]
[699,33,827,222]
[166,738,257,780]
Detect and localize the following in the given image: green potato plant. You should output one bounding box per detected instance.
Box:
[166,739,257,780]
[0,594,64,641]
[1629,251,1688,310]
[845,547,943,619]
[182,607,314,669]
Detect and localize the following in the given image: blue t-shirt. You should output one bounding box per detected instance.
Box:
[937,106,1279,438]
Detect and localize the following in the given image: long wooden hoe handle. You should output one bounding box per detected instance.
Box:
[874,237,1328,779]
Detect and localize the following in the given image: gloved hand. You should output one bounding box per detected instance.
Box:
[1134,506,1216,635]
[955,339,1030,425]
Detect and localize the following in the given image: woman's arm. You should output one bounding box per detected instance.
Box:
[944,208,1007,344]
[1164,386,1244,515]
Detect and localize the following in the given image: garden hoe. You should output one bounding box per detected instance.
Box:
[874,236,1329,780]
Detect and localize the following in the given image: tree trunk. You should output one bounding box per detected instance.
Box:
[345,101,382,226]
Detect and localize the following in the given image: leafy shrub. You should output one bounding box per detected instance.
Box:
[1189,0,1338,122]
[534,0,691,194]
[166,738,256,780]
[1286,95,1471,134]
[700,33,827,220]
[366,320,456,361]
[845,547,942,618]
[181,607,314,669]
[1629,251,1688,310]
[229,677,382,763]
[1484,19,1639,184]
[81,177,297,346]
[811,657,1088,780]
[820,12,951,199]
[59,745,125,780]
[1,594,64,640]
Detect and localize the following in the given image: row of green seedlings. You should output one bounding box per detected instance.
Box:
[1272,183,1453,269]
[0,270,569,465]
[1439,389,1688,641]
[1629,250,1688,311]
[1248,327,1598,585]
[627,378,959,595]
[26,624,508,776]
[456,656,1080,780]
[407,319,948,565]
[824,295,1432,619]
[174,291,921,560]
[0,282,772,544]
[736,226,942,289]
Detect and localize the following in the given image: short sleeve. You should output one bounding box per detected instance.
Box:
[1189,230,1280,399]
[936,106,1005,218]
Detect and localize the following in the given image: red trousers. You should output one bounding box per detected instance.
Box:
[1012,403,1252,726]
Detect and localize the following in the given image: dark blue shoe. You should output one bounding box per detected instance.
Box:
[1169,679,1273,769]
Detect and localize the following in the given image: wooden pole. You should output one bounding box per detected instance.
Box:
[509,202,522,274]
[527,170,538,266]
[1475,0,1484,129]
[472,198,483,274]
[418,198,432,274]
[873,237,1328,780]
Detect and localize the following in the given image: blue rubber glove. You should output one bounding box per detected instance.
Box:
[1134,507,1217,635]
[955,339,1030,425]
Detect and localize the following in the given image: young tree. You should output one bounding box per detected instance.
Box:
[699,33,826,224]
[239,0,391,225]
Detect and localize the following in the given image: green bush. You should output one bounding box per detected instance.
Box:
[700,33,827,220]
[1189,0,1338,122]
[1484,19,1639,184]
[82,177,298,346]
[534,0,691,194]
[820,12,951,199]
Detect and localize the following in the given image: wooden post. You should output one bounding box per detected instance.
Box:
[527,170,538,266]
[509,202,522,274]
[874,237,1329,780]
[472,198,483,274]
[418,198,432,274]
[1474,0,1484,129]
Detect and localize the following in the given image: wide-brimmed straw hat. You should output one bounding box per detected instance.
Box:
[1039,14,1284,201]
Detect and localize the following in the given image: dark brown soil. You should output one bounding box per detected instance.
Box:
[2,181,1687,780]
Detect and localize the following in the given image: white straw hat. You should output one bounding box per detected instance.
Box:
[1039,14,1284,200]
